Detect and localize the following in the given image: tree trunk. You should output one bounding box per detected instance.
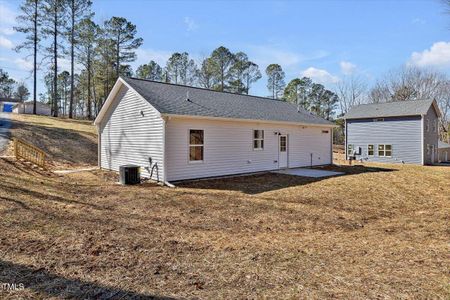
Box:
[116,35,120,78]
[272,78,275,99]
[33,0,37,115]
[87,50,92,119]
[69,0,74,118]
[52,2,58,117]
[221,65,224,92]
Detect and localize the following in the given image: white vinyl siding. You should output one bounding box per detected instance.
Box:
[165,117,332,181]
[99,85,164,181]
[347,117,422,164]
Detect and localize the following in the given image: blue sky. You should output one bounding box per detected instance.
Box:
[1,0,449,97]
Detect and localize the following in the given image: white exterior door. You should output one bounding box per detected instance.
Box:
[279,135,288,168]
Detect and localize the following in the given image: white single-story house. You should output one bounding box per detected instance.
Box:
[13,101,51,116]
[438,141,450,162]
[94,77,336,183]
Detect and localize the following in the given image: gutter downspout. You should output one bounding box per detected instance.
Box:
[162,116,175,188]
[331,127,334,165]
[97,124,101,169]
[344,119,347,160]
[421,115,424,165]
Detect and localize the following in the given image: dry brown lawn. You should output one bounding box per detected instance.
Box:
[0,155,449,299]
[0,116,448,299]
[2,114,97,169]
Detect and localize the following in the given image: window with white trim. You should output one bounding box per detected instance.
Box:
[425,119,430,132]
[368,144,374,156]
[253,130,264,150]
[433,120,437,132]
[378,144,392,157]
[189,129,204,161]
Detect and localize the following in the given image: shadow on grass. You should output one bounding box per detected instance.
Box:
[177,165,397,195]
[0,260,177,300]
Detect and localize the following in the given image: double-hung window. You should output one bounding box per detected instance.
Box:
[425,119,430,132]
[253,130,264,150]
[378,144,392,157]
[189,129,204,162]
[368,145,374,156]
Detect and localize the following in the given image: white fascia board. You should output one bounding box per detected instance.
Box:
[94,77,162,126]
[162,113,338,128]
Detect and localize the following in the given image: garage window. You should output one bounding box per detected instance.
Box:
[368,145,374,156]
[378,144,392,157]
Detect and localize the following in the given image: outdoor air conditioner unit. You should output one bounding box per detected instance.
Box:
[119,164,140,185]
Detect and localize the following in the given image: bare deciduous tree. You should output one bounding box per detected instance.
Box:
[369,66,450,141]
[336,75,367,115]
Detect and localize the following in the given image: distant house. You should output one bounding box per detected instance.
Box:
[0,97,22,113]
[438,141,450,162]
[94,77,336,183]
[343,99,441,165]
[13,101,51,116]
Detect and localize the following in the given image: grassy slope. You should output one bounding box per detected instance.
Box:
[3,114,97,169]
[0,154,449,298]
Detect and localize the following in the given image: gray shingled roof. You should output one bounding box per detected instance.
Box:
[122,77,333,126]
[439,141,450,149]
[344,99,435,119]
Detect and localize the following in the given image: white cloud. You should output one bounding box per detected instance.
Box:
[411,18,426,25]
[0,35,13,49]
[0,2,17,36]
[14,58,32,71]
[340,61,356,75]
[135,48,173,67]
[248,46,301,68]
[409,41,450,68]
[183,17,198,32]
[0,27,14,35]
[300,67,340,84]
[247,45,329,71]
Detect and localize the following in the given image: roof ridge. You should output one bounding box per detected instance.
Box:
[123,76,292,104]
[354,98,433,107]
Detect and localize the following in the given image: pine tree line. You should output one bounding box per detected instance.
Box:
[136,47,339,120]
[12,0,338,120]
[14,0,142,119]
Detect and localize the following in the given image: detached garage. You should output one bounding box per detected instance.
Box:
[13,101,51,116]
[0,97,22,113]
[94,77,336,183]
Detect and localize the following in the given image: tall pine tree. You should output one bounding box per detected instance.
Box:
[103,17,143,78]
[66,0,92,118]
[14,0,42,114]
[41,0,67,117]
[265,64,285,99]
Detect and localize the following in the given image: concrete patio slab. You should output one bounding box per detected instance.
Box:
[272,168,344,178]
